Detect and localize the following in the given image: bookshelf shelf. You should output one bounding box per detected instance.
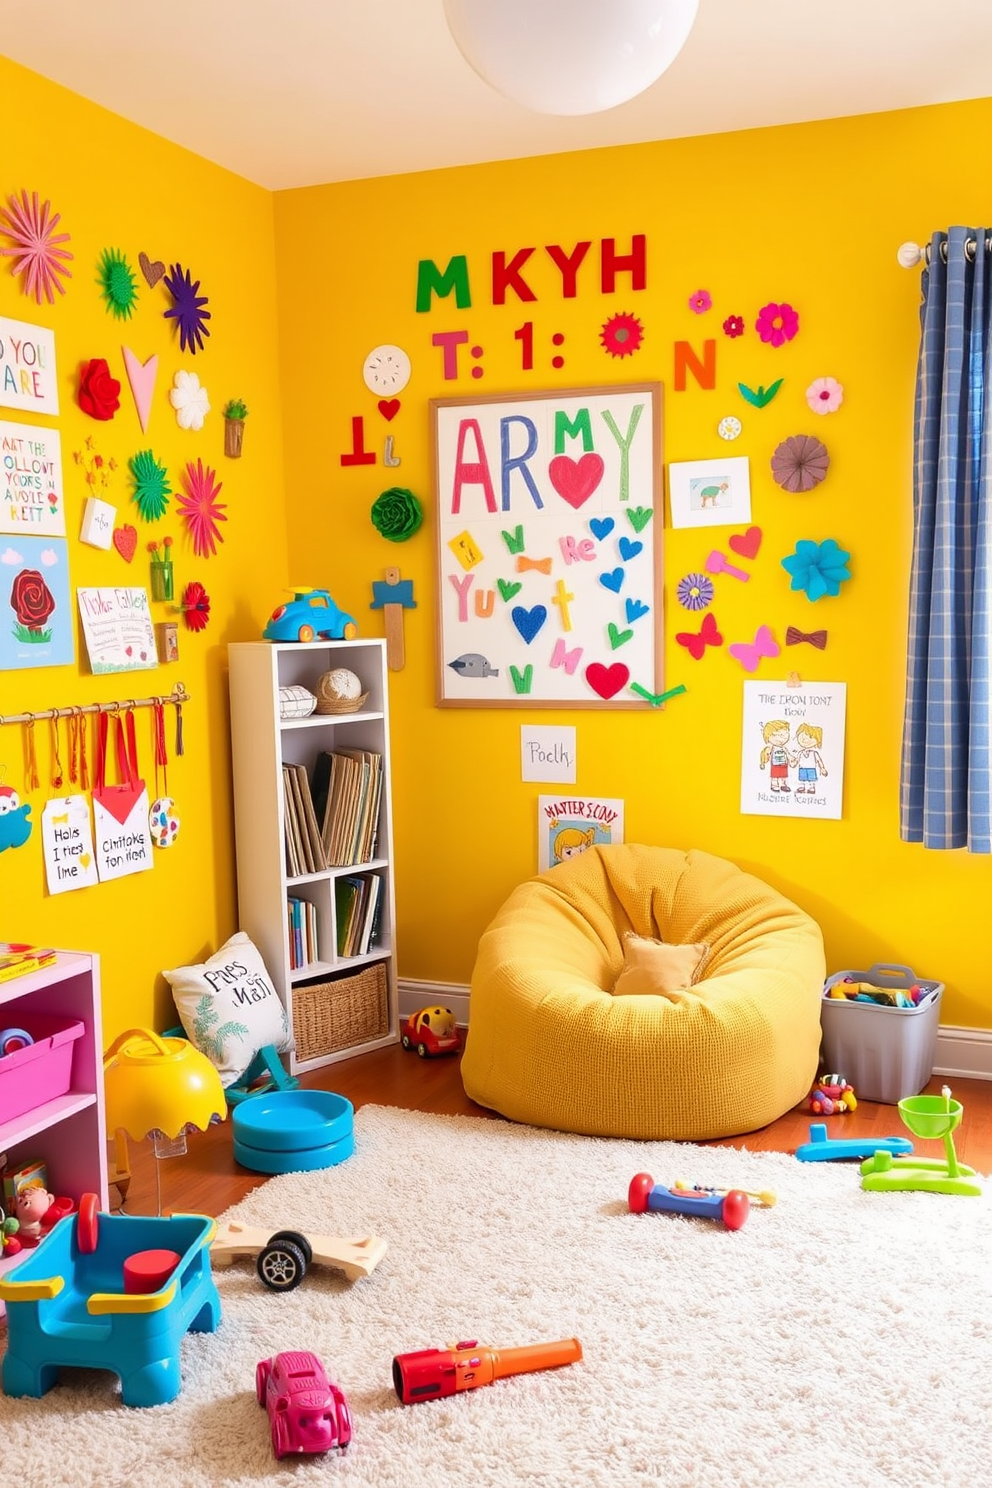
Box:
[228,640,399,1075]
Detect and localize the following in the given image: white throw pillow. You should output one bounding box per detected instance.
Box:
[163,931,293,1087]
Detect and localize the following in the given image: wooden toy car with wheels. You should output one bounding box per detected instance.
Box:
[627,1172,751,1229]
[210,1220,387,1292]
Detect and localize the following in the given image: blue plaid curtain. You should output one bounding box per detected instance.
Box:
[901,226,992,851]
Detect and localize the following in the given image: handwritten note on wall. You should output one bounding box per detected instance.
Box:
[77,586,158,674]
[0,317,59,416]
[432,384,662,707]
[0,421,64,535]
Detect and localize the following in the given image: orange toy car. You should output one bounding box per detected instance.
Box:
[400,1005,461,1058]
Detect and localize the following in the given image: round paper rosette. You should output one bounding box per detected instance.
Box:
[771,434,830,493]
[676,572,714,611]
[371,486,423,542]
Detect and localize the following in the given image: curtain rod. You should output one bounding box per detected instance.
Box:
[0,682,189,727]
[898,235,992,268]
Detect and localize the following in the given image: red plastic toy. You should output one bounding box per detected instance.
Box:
[256,1350,352,1460]
[400,1005,461,1058]
[392,1337,582,1404]
[628,1172,751,1229]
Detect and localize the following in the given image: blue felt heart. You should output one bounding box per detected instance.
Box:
[511,604,548,644]
[618,536,643,562]
[625,598,650,622]
[600,568,625,593]
[589,517,615,541]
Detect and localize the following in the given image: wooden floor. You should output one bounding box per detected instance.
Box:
[120,1046,992,1215]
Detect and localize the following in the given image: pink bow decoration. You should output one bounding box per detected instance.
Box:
[728,624,780,673]
[785,626,828,649]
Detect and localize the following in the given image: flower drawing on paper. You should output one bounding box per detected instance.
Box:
[781,538,851,601]
[600,312,644,358]
[688,289,712,314]
[0,189,73,304]
[98,247,138,320]
[163,262,211,354]
[676,573,714,612]
[176,459,227,557]
[771,434,830,493]
[129,449,172,522]
[755,301,799,347]
[805,376,844,415]
[181,580,211,632]
[170,370,211,431]
[722,314,745,338]
[9,567,56,641]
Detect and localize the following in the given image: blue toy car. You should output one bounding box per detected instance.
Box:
[263,589,358,644]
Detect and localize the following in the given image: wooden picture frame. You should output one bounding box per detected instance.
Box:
[431,382,663,708]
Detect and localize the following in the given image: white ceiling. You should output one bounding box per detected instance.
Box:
[4,0,992,191]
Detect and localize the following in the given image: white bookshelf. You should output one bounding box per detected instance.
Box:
[228,640,398,1074]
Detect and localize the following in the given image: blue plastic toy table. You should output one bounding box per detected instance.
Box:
[0,1207,220,1408]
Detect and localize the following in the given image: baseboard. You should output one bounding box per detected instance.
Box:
[399,978,992,1083]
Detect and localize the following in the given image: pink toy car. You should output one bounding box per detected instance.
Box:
[256,1350,352,1459]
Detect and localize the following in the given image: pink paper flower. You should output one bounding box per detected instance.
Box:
[722,314,744,338]
[688,289,712,314]
[755,301,799,348]
[805,376,844,415]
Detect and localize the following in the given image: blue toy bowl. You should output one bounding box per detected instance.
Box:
[231,1089,354,1155]
[233,1128,355,1174]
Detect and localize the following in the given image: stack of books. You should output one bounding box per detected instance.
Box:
[0,943,57,984]
[281,762,325,878]
[286,896,319,970]
[313,749,383,868]
[335,873,383,959]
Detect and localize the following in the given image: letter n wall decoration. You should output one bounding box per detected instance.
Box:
[431,384,663,707]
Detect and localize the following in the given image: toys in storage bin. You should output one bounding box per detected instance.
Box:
[820,963,943,1104]
[0,1014,85,1123]
[292,963,388,1065]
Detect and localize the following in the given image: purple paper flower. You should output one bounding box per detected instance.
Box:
[677,572,714,611]
[163,263,211,354]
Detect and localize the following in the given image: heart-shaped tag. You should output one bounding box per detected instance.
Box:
[377,398,400,421]
[139,251,166,287]
[625,598,650,623]
[511,605,547,644]
[585,661,629,700]
[549,453,605,509]
[617,536,643,562]
[599,568,625,594]
[79,852,91,869]
[497,578,522,603]
[728,525,763,560]
[113,524,137,562]
[625,506,653,534]
[589,517,615,541]
[607,623,634,650]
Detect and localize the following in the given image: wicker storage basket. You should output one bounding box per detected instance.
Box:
[292,961,389,1062]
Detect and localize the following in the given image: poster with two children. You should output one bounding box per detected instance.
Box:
[740,681,846,820]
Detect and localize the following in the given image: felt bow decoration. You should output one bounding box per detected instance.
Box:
[516,555,553,574]
[728,624,780,673]
[785,626,828,649]
[676,611,723,660]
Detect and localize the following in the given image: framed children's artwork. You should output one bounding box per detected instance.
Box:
[740,680,846,820]
[1,421,64,535]
[667,456,751,530]
[0,317,59,416]
[538,794,624,872]
[0,535,74,670]
[432,383,663,708]
[77,586,158,674]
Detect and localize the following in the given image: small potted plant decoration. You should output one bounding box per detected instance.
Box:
[148,536,174,601]
[223,397,248,458]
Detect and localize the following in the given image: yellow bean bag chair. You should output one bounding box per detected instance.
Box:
[461,844,824,1140]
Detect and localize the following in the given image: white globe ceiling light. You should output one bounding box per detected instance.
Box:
[443,0,699,116]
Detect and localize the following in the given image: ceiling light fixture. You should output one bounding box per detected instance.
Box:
[443,0,699,116]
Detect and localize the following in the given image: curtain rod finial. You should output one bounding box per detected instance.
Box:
[898,241,924,269]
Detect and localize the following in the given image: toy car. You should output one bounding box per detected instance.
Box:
[263,588,358,644]
[256,1349,352,1459]
[400,1005,461,1058]
[210,1220,387,1291]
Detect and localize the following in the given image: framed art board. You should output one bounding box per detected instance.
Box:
[432,383,663,708]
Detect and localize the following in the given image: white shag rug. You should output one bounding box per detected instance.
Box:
[2,1104,990,1488]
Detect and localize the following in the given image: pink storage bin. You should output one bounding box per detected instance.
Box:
[0,1014,84,1124]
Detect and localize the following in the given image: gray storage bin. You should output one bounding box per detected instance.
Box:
[820,963,943,1104]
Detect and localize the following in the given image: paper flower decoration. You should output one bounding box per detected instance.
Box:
[806,376,844,415]
[163,263,211,354]
[98,247,138,319]
[176,459,227,557]
[78,358,121,421]
[74,436,118,491]
[676,573,714,611]
[771,434,830,493]
[0,189,73,304]
[129,449,172,522]
[723,314,745,338]
[600,312,644,358]
[180,580,210,632]
[371,486,423,542]
[781,539,851,601]
[688,289,712,314]
[755,302,799,348]
[170,370,211,431]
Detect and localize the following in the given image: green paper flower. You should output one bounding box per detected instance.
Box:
[98,247,138,320]
[371,486,423,543]
[129,449,172,522]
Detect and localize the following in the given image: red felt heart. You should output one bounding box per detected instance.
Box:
[585,661,629,700]
[113,524,137,562]
[377,398,400,421]
[549,453,605,510]
[728,525,763,560]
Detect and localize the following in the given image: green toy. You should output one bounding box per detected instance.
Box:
[860,1085,982,1197]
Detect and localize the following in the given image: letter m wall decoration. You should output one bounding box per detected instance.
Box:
[431,384,663,707]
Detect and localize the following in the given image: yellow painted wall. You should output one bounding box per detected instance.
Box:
[276,98,992,1029]
[1,58,289,1038]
